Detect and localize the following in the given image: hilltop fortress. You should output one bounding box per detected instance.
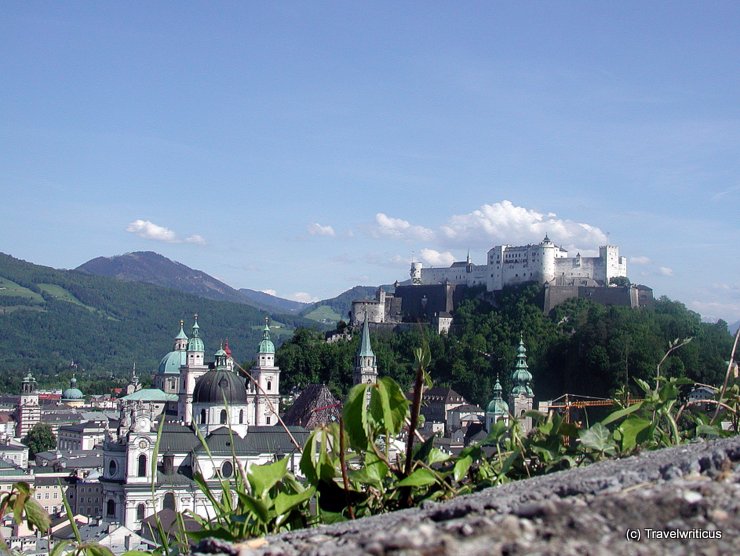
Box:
[411,235,627,291]
[352,236,652,328]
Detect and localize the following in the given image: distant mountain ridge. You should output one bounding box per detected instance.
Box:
[77,251,249,305]
[77,251,384,325]
[238,288,309,314]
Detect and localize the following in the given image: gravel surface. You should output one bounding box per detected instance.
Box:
[196,436,740,555]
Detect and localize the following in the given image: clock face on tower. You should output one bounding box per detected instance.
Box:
[138,440,148,450]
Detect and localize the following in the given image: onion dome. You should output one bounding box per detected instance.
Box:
[258,320,275,354]
[175,321,188,341]
[192,369,247,404]
[486,377,509,416]
[187,315,205,353]
[511,335,533,397]
[61,376,84,401]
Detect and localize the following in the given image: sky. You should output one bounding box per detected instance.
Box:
[1,2,739,323]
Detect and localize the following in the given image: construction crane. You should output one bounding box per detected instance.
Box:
[538,393,643,426]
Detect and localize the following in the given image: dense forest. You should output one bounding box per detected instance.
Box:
[0,253,318,394]
[277,285,734,408]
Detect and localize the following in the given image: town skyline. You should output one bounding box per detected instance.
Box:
[2,3,739,322]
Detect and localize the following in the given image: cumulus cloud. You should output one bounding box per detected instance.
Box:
[307,223,336,237]
[659,266,674,276]
[630,256,651,265]
[126,219,205,245]
[290,292,319,303]
[419,248,455,267]
[439,200,607,249]
[374,213,435,241]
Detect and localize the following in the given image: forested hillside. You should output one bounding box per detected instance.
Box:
[277,284,734,407]
[0,253,317,394]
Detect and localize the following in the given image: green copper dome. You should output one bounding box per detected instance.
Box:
[175,320,188,341]
[158,350,187,375]
[62,376,84,401]
[258,321,275,354]
[486,377,509,415]
[187,316,205,353]
[511,335,533,397]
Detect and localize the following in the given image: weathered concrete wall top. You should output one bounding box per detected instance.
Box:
[197,436,740,555]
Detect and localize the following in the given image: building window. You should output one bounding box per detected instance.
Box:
[163,492,176,511]
[138,454,147,477]
[266,416,271,425]
[201,409,206,424]
[137,503,145,521]
[221,461,233,478]
[239,410,244,424]
[220,410,227,424]
[106,499,115,517]
[108,460,117,476]
[267,381,272,391]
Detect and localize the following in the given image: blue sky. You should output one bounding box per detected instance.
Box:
[2,2,739,323]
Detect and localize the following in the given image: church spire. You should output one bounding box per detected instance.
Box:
[354,315,378,385]
[511,334,533,397]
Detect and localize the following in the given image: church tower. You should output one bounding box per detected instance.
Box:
[353,317,378,385]
[509,335,534,433]
[178,315,210,425]
[249,319,280,426]
[485,376,509,431]
[16,372,40,439]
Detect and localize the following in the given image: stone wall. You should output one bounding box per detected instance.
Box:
[196,436,740,556]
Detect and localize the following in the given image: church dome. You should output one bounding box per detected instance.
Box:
[193,369,247,404]
[258,322,275,354]
[62,377,84,401]
[157,350,187,375]
[486,378,509,416]
[187,316,205,353]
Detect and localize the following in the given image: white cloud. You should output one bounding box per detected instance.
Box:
[260,289,277,296]
[630,256,651,265]
[659,266,674,276]
[290,292,319,303]
[374,213,435,241]
[689,300,740,323]
[126,219,205,245]
[439,200,608,249]
[307,223,336,237]
[419,248,455,267]
[185,234,206,245]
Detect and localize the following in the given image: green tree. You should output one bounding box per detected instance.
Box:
[22,423,56,457]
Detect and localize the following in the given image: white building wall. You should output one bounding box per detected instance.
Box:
[418,238,627,293]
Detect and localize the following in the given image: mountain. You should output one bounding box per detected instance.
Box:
[238,288,309,315]
[0,252,317,393]
[77,251,249,305]
[730,320,740,335]
[301,286,385,324]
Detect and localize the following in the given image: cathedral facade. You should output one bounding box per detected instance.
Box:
[101,316,303,532]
